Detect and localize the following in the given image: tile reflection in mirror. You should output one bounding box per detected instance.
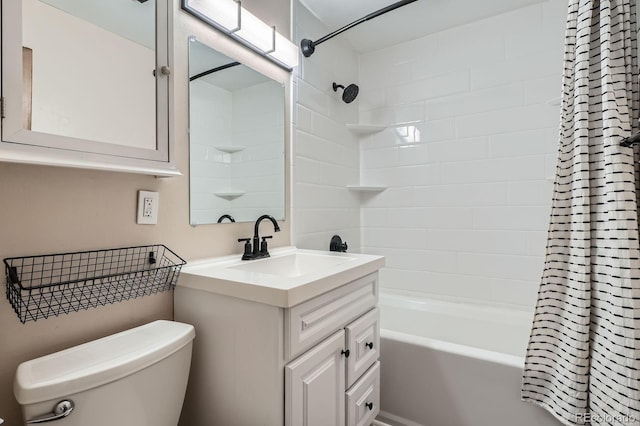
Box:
[188,38,285,225]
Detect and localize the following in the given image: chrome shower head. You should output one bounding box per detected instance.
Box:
[332,82,359,103]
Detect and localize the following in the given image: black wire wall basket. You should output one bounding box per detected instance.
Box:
[4,244,186,323]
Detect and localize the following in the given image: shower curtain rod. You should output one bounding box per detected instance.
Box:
[190,61,241,81]
[300,0,418,57]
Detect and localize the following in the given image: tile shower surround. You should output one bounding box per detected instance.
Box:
[293,0,566,309]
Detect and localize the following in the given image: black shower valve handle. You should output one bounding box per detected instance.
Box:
[329,235,348,252]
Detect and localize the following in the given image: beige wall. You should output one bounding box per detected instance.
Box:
[0,0,292,423]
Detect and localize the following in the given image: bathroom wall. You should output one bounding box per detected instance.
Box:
[291,1,362,251]
[0,0,291,423]
[358,1,567,308]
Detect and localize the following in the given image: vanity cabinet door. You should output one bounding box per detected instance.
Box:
[285,330,346,426]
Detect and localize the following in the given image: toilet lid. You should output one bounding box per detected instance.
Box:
[14,320,195,405]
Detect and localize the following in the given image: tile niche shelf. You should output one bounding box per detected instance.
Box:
[346,185,387,193]
[214,145,245,154]
[213,190,245,200]
[345,124,386,135]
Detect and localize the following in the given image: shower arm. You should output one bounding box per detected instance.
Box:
[300,0,418,58]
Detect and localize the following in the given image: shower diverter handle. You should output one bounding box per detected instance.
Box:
[27,400,74,423]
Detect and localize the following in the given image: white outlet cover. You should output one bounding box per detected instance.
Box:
[137,190,159,225]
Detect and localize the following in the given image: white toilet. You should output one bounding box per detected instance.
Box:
[14,320,195,426]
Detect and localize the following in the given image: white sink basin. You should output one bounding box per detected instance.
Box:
[228,251,356,278]
[178,247,384,307]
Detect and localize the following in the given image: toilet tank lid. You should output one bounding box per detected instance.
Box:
[14,320,195,405]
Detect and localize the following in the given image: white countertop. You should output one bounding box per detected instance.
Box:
[177,247,385,307]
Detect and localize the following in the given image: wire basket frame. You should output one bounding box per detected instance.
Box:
[4,244,186,323]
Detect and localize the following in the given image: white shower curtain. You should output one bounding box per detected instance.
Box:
[521,1,640,425]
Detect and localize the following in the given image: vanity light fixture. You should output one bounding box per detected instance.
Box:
[181,0,298,71]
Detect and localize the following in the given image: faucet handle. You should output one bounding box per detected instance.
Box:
[260,236,273,254]
[238,238,252,259]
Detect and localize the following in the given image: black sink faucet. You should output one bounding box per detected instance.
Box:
[252,214,280,255]
[239,215,281,260]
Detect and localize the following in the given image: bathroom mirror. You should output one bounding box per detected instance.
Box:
[0,0,174,170]
[188,38,285,225]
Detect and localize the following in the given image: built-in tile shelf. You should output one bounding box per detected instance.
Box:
[214,145,245,154]
[345,124,386,135]
[214,190,246,200]
[346,185,387,193]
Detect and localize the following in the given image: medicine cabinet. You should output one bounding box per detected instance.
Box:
[0,0,179,176]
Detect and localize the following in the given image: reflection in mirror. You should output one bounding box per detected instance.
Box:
[21,0,156,149]
[188,38,285,225]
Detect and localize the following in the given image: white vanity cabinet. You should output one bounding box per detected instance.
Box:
[285,326,381,426]
[175,270,381,426]
[285,273,381,426]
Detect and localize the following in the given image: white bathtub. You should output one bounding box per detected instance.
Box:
[377,291,562,426]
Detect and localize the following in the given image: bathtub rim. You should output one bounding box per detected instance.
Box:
[379,288,534,321]
[380,328,524,369]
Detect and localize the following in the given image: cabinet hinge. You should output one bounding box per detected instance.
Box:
[1,97,5,119]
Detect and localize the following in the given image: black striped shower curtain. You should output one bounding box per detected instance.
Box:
[521,1,640,425]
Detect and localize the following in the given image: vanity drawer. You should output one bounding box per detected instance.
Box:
[346,361,380,426]
[285,273,378,360]
[346,308,379,388]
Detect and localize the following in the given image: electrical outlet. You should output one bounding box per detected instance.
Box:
[143,197,154,218]
[137,190,159,225]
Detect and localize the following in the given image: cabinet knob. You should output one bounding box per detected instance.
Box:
[365,402,374,411]
[152,66,172,77]
[365,342,374,350]
[341,349,350,358]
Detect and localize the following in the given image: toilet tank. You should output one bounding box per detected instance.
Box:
[14,320,195,426]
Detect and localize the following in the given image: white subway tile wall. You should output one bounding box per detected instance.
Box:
[292,3,362,251]
[359,1,567,307]
[293,0,567,308]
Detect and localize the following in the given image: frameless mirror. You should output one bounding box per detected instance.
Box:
[188,38,285,225]
[1,0,170,162]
